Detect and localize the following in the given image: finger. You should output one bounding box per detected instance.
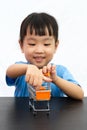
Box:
[47,64,52,72]
[33,77,41,87]
[51,65,56,74]
[28,75,34,86]
[42,66,47,74]
[43,76,52,82]
[25,74,30,82]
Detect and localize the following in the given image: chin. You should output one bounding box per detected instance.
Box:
[37,65,43,69]
[35,64,45,69]
[33,62,48,68]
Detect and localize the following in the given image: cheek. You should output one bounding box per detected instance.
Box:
[23,48,31,58]
[25,50,31,57]
[46,49,55,59]
[47,47,56,55]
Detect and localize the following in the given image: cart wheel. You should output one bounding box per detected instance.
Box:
[29,106,32,111]
[33,111,37,116]
[46,111,50,116]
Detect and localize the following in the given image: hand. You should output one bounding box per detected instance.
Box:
[25,65,52,90]
[42,64,57,82]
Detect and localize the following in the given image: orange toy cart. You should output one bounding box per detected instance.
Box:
[28,83,51,116]
[27,72,51,116]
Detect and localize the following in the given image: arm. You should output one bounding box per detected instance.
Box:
[53,76,84,100]
[42,64,84,100]
[6,64,28,78]
[6,63,52,90]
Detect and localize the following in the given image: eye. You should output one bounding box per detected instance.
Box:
[44,43,51,46]
[28,43,36,46]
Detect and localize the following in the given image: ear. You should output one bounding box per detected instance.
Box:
[19,40,24,53]
[55,40,59,52]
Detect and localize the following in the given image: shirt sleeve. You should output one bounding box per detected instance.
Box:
[56,65,80,86]
[6,75,16,86]
[5,61,27,86]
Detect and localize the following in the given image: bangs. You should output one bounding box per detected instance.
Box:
[28,22,53,36]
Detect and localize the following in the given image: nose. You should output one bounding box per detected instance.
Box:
[35,44,44,53]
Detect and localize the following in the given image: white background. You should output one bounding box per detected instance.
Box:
[0,0,87,96]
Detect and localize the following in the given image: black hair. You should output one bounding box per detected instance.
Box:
[19,12,59,43]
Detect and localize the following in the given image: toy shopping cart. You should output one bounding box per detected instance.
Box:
[27,72,51,115]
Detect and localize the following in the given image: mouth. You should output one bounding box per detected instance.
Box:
[33,56,45,62]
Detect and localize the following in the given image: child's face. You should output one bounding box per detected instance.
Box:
[20,29,58,68]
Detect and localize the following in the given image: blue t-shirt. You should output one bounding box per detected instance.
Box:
[6,61,79,97]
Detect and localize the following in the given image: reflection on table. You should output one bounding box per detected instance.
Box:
[0,97,86,130]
